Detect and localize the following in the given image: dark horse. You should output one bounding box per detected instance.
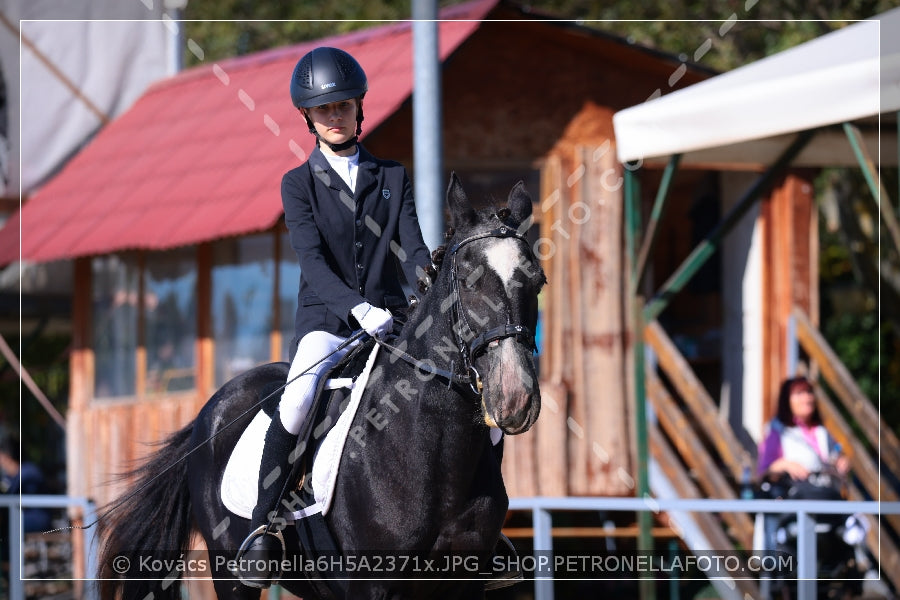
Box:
[96,175,545,599]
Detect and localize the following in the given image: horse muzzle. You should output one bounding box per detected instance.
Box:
[479,337,541,435]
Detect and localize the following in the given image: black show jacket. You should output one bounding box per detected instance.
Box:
[281,145,431,351]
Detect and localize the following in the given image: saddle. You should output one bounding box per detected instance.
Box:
[289,337,378,513]
[220,338,378,522]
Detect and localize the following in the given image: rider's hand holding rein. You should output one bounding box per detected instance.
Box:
[352,302,393,340]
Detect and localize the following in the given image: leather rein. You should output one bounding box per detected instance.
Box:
[375,224,536,396]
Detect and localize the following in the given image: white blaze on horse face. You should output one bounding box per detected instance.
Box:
[485,238,526,295]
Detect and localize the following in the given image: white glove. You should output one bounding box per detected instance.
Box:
[351,302,393,339]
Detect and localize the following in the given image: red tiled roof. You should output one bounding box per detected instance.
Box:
[0,0,496,264]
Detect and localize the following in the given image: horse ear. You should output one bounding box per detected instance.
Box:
[508,180,532,223]
[447,172,477,228]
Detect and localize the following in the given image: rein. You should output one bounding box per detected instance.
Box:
[51,330,367,534]
[378,224,536,396]
[77,226,535,532]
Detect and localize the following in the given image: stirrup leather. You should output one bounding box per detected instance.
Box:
[233,525,287,588]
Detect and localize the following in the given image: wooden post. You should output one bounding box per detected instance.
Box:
[196,243,214,399]
[534,155,568,496]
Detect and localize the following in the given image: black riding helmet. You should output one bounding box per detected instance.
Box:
[290,47,368,150]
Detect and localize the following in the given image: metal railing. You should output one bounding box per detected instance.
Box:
[507,496,900,600]
[5,494,898,599]
[0,494,97,600]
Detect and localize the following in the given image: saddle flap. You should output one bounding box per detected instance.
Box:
[221,341,380,521]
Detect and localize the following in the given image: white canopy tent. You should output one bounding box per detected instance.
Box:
[613,16,900,597]
[613,9,900,168]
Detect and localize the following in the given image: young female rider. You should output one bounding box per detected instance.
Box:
[236,46,432,586]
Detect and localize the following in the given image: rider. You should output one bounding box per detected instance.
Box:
[235,46,432,587]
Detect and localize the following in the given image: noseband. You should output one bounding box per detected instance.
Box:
[374,224,536,396]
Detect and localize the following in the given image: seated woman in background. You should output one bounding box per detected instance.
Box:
[757,375,850,482]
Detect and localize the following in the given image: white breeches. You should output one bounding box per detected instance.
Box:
[278,331,357,434]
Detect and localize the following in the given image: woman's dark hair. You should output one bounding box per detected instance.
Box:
[775,376,821,426]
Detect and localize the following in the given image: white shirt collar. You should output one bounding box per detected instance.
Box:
[323,149,360,192]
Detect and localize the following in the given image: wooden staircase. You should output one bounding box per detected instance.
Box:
[792,307,900,592]
[643,311,900,595]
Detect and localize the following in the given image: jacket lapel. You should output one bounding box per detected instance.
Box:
[354,146,378,202]
[309,147,355,212]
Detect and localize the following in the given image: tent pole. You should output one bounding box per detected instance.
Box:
[632,154,681,296]
[843,121,900,257]
[643,129,816,323]
[625,168,655,600]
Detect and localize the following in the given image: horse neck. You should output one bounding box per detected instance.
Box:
[398,277,461,366]
[390,280,491,463]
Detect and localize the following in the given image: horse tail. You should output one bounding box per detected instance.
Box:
[96,421,195,600]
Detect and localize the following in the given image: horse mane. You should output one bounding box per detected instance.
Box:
[411,206,516,309]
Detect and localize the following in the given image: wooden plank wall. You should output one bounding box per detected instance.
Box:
[760,173,816,421]
[67,394,208,510]
[503,137,633,497]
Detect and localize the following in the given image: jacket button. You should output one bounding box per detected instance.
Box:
[356,219,362,226]
[357,263,363,270]
[358,286,364,293]
[355,241,363,249]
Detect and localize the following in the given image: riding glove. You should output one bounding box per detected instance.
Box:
[351,302,393,339]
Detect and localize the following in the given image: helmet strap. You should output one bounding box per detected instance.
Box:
[318,135,358,153]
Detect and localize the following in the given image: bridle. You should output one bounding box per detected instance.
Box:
[377,223,537,396]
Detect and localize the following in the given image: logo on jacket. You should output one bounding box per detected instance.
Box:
[382,188,391,200]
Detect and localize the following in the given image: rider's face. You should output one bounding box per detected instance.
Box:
[304,99,358,153]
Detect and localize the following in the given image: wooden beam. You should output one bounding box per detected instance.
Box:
[644,320,751,481]
[647,369,754,549]
[648,423,760,600]
[0,333,66,428]
[793,306,900,478]
[847,483,900,593]
[503,526,678,539]
[196,244,214,399]
[813,385,900,535]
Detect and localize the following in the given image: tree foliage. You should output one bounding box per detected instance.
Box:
[181,0,897,71]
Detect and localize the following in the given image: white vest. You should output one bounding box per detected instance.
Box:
[774,420,832,473]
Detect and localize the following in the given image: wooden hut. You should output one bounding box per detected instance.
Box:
[1,4,837,575]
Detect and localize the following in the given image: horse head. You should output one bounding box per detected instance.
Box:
[440,173,546,435]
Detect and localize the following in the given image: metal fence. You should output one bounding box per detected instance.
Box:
[1,494,97,600]
[4,495,899,599]
[508,496,900,600]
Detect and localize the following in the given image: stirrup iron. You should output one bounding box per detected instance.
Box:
[233,524,286,589]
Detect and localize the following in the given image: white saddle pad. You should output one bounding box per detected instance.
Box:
[220,344,381,521]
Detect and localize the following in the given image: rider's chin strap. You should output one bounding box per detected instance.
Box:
[303,106,363,153]
[315,135,358,153]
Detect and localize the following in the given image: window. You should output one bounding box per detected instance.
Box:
[92,255,139,398]
[144,248,196,394]
[212,235,275,386]
[89,229,302,400]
